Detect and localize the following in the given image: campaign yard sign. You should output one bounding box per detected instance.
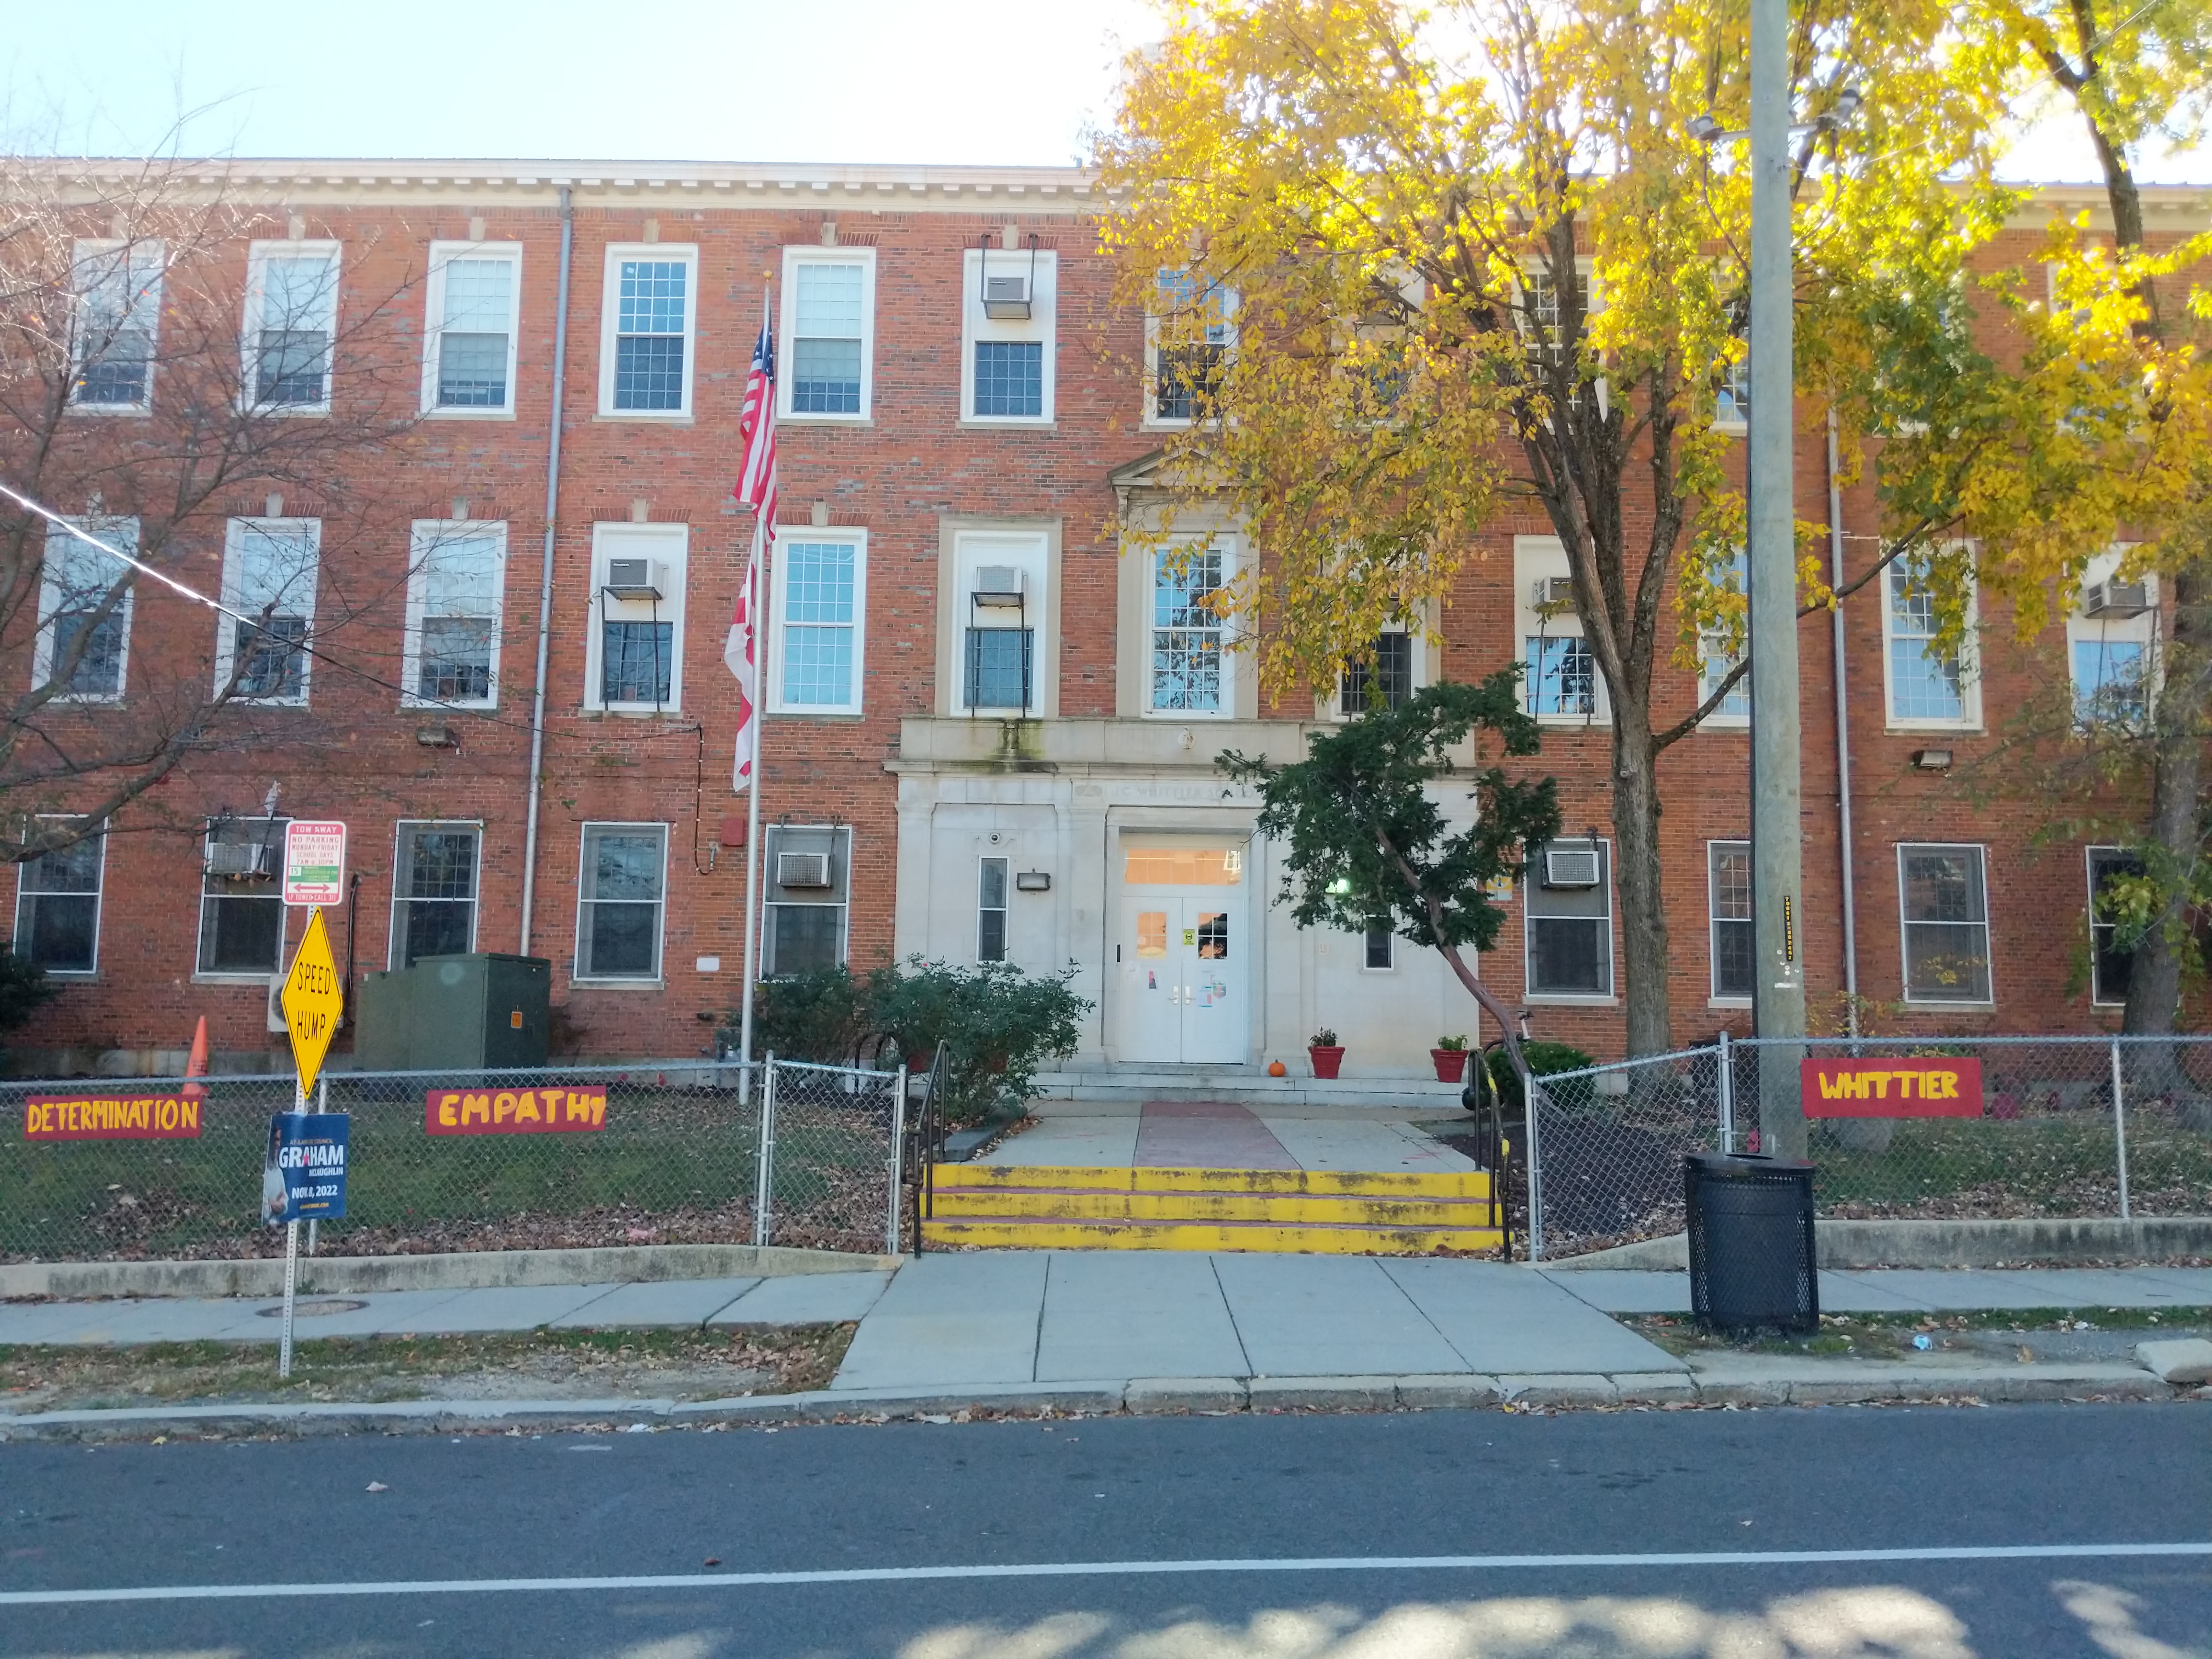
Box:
[425,1086,607,1135]
[1800,1057,1984,1118]
[262,1111,350,1224]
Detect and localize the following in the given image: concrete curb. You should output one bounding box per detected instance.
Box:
[1546,1216,2212,1271]
[1,1367,2198,1441]
[0,1244,900,1302]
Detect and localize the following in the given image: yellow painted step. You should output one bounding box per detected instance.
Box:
[929,1187,1499,1227]
[919,1216,1504,1256]
[932,1164,1492,1200]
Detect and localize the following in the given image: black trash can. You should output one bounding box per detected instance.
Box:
[1684,1151,1818,1333]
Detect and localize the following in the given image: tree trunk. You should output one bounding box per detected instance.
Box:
[2124,557,2207,1036]
[1611,706,1673,1058]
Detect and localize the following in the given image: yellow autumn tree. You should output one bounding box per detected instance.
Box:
[1096,0,2004,1056]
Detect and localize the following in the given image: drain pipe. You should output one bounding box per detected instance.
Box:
[1826,408,1859,1040]
[520,187,574,956]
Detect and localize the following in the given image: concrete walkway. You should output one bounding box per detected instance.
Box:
[983,1098,1475,1176]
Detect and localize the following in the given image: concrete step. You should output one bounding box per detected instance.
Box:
[918,1215,1505,1255]
[1030,1069,1468,1107]
[930,1188,1501,1227]
[932,1163,1492,1199]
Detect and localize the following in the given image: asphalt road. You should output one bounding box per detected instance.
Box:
[2,1403,2207,1657]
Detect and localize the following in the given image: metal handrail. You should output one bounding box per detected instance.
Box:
[909,1039,951,1256]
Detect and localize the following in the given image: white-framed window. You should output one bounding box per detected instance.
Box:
[1526,837,1613,999]
[1697,547,1750,726]
[198,816,289,977]
[217,518,319,705]
[770,532,866,716]
[961,242,1057,425]
[1516,263,1591,370]
[390,821,482,969]
[575,822,668,982]
[33,517,136,702]
[1363,927,1395,970]
[1714,346,1750,432]
[2085,845,2142,1008]
[780,247,874,421]
[69,239,162,413]
[404,521,505,708]
[954,530,1048,714]
[763,825,850,977]
[1883,555,1980,729]
[1149,539,1232,716]
[1146,267,1234,426]
[2068,549,2157,730]
[978,855,1009,964]
[1339,628,1418,716]
[598,244,698,417]
[14,820,105,975]
[1898,843,1993,1005]
[422,241,521,415]
[1708,840,1753,1002]
[1517,536,1606,724]
[586,523,687,713]
[244,241,341,413]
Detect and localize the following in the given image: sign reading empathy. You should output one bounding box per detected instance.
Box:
[24,1094,204,1141]
[1800,1057,1985,1119]
[425,1086,608,1135]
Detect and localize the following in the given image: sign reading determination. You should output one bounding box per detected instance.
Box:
[1801,1057,1985,1118]
[262,1110,350,1224]
[282,820,347,906]
[24,1094,203,1140]
[281,907,342,1097]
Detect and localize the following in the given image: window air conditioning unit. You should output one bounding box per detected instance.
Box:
[2083,579,2151,619]
[776,851,833,889]
[1533,576,1576,611]
[983,272,1033,320]
[603,559,667,601]
[971,566,1025,608]
[206,841,273,879]
[1542,845,1602,889]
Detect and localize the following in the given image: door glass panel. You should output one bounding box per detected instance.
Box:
[1125,848,1244,885]
[1136,911,1167,957]
[1196,911,1228,960]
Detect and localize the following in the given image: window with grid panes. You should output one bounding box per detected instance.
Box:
[70,240,160,408]
[1526,839,1611,996]
[1899,844,1991,1002]
[221,521,317,702]
[198,818,287,974]
[36,519,133,699]
[792,262,864,414]
[434,256,514,408]
[974,340,1043,418]
[250,250,338,408]
[391,825,479,967]
[1153,269,1229,420]
[1709,841,1753,998]
[1364,927,1393,969]
[577,825,665,979]
[15,824,103,974]
[601,621,673,706]
[1151,546,1224,713]
[1526,634,1595,716]
[613,260,687,410]
[410,524,501,704]
[777,539,859,710]
[1699,550,1750,720]
[1340,632,1413,714]
[763,826,849,977]
[1887,561,1968,723]
[2073,637,2147,727]
[978,857,1009,963]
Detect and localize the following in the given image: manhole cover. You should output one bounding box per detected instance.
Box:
[255,1298,368,1318]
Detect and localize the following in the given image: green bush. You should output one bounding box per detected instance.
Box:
[0,945,57,1051]
[1486,1039,1596,1113]
[738,957,1092,1125]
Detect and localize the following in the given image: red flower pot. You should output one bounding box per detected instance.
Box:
[1308,1045,1345,1080]
[1430,1048,1470,1084]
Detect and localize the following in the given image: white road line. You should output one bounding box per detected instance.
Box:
[4,1542,2210,1606]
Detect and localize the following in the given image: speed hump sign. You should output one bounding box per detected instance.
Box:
[280,906,342,1096]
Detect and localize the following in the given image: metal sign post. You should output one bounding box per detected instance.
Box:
[271,899,347,1380]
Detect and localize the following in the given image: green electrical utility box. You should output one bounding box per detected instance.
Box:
[353,953,551,1071]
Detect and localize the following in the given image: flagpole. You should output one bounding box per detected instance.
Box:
[737,510,765,1085]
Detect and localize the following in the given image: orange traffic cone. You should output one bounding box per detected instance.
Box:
[182,1015,209,1099]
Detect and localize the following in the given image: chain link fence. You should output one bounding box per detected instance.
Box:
[1527,1034,2212,1259]
[3,1056,904,1264]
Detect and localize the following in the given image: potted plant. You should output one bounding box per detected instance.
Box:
[1430,1034,1471,1083]
[1308,1028,1345,1080]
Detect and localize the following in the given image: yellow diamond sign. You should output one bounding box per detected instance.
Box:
[281,906,342,1097]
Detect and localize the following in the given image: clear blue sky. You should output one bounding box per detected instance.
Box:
[5,0,2203,183]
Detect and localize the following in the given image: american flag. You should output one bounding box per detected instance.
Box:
[727,294,777,791]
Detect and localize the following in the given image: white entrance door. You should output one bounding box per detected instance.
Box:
[1117,891,1246,1064]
